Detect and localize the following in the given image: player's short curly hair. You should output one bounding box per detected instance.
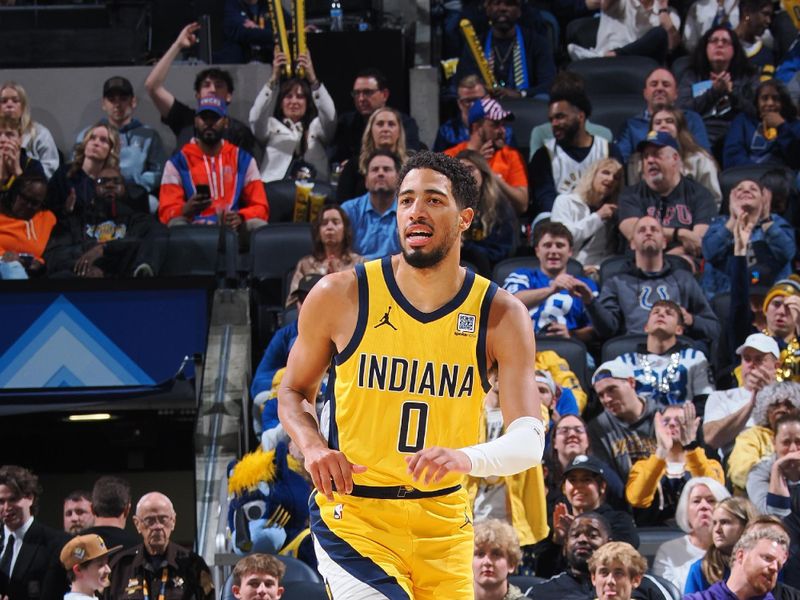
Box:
[396,151,478,211]
[473,518,522,568]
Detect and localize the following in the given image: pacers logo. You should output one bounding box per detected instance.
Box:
[455,313,476,336]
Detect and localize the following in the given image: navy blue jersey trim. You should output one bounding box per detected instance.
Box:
[326,365,339,451]
[477,282,498,393]
[336,262,369,365]
[309,494,410,600]
[381,256,475,324]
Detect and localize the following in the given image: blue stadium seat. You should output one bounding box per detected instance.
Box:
[281,581,329,600]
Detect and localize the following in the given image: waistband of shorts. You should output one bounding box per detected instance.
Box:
[348,483,461,499]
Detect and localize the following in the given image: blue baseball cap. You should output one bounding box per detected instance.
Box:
[637,130,679,153]
[196,96,227,117]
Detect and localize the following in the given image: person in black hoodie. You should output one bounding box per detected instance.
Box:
[44,166,164,278]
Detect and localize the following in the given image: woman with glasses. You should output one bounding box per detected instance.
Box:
[335,107,408,202]
[0,174,55,279]
[626,404,724,526]
[249,47,336,183]
[678,26,759,155]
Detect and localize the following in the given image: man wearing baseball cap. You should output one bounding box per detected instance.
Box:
[444,97,529,214]
[703,333,779,452]
[60,534,121,600]
[618,130,716,261]
[588,360,658,482]
[158,96,269,233]
[75,76,167,208]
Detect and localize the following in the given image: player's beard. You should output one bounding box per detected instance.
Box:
[402,225,458,269]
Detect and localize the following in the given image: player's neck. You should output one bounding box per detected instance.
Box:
[394,253,466,313]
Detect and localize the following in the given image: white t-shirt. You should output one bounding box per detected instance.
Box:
[703,386,754,427]
[652,535,707,593]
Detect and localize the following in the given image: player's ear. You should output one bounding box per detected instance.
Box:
[459,207,474,231]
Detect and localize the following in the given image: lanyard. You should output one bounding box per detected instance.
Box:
[142,567,168,600]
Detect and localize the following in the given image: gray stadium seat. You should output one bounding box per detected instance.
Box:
[159,225,237,279]
[499,98,550,158]
[591,95,646,137]
[565,16,599,49]
[567,56,660,97]
[537,337,591,393]
[220,556,322,600]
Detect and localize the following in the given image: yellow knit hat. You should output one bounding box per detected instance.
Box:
[763,274,800,313]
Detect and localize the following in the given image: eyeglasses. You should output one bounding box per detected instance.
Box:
[351,89,379,98]
[708,36,732,46]
[96,176,123,185]
[556,426,586,436]
[138,514,173,528]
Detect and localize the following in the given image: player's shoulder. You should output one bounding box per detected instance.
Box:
[302,269,359,307]
[487,285,531,323]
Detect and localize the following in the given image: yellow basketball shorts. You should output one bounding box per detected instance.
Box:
[310,486,475,600]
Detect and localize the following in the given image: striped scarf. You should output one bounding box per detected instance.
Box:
[484,26,529,91]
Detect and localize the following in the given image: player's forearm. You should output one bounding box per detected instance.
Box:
[277,390,328,454]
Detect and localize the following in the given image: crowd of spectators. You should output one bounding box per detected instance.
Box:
[9,0,800,596]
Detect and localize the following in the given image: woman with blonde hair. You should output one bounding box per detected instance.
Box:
[335,107,407,202]
[684,497,758,593]
[550,158,622,272]
[47,122,120,219]
[456,149,516,276]
[0,81,60,179]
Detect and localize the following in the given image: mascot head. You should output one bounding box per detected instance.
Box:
[227,442,310,555]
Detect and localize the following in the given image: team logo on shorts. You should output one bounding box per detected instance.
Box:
[334,504,343,520]
[456,313,476,336]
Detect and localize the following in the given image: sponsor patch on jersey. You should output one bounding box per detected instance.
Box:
[456,313,476,335]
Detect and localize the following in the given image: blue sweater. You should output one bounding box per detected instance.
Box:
[722,112,800,169]
[701,213,795,299]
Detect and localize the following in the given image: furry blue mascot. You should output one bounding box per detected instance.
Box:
[227,442,315,567]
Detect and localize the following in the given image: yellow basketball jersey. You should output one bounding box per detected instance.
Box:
[330,256,497,490]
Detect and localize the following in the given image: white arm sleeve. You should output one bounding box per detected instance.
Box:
[460,416,545,478]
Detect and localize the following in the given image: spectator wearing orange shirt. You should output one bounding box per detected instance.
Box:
[0,174,55,279]
[444,97,528,215]
[158,97,268,233]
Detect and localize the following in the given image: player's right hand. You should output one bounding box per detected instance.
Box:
[304,446,367,501]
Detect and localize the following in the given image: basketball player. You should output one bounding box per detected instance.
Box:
[278,151,544,599]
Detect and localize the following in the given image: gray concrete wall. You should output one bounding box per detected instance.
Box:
[3,63,271,155]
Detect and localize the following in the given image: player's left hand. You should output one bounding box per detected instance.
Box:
[405,447,472,485]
